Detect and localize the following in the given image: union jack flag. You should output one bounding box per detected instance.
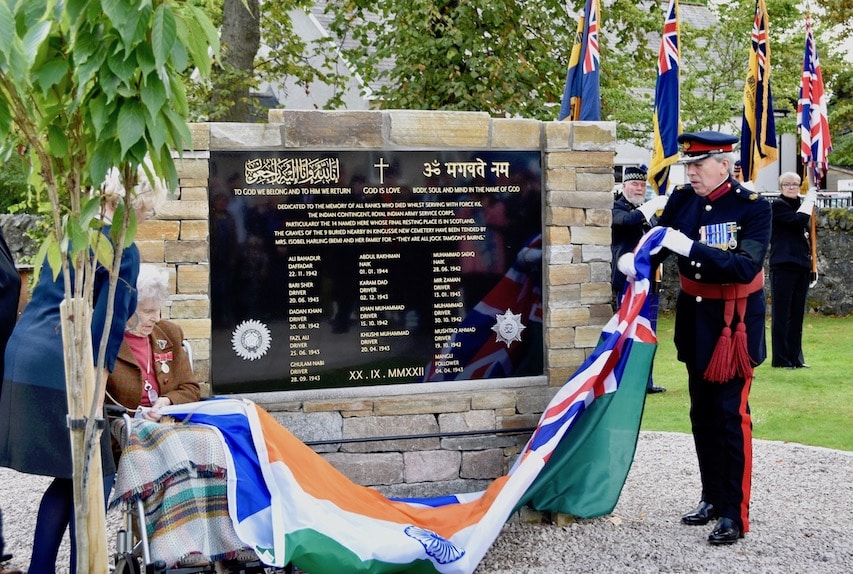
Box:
[582,0,600,74]
[649,0,681,195]
[657,0,678,74]
[520,228,661,460]
[798,14,832,183]
[558,0,601,121]
[740,0,778,181]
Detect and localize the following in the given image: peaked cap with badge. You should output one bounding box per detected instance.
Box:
[677,131,739,163]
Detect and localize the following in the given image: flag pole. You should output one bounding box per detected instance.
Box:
[806,166,818,287]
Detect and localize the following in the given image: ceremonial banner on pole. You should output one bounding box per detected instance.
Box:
[161,231,669,574]
[798,13,832,184]
[649,0,681,195]
[558,0,601,121]
[740,0,778,181]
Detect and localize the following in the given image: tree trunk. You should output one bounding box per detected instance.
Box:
[215,0,261,122]
[62,299,108,574]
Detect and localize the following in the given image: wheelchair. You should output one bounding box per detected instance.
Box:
[108,407,294,574]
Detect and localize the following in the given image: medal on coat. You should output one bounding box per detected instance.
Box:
[154,351,173,373]
[699,221,738,250]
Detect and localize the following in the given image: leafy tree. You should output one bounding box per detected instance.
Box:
[826,68,853,165]
[188,0,349,121]
[0,153,31,213]
[327,0,652,119]
[0,1,218,571]
[182,1,852,160]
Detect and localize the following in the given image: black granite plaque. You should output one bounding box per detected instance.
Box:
[208,150,543,393]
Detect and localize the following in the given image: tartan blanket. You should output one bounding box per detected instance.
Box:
[109,418,251,566]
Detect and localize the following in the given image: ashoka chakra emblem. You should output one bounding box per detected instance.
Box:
[404,525,465,564]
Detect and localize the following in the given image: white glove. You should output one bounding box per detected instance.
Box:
[797,188,817,214]
[637,194,668,222]
[617,253,637,281]
[661,228,694,257]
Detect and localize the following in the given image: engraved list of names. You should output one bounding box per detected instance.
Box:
[209,150,542,393]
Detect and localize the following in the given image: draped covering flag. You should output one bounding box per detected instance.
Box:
[740,0,778,181]
[798,13,832,183]
[423,234,542,382]
[159,231,669,574]
[558,0,601,121]
[649,0,681,195]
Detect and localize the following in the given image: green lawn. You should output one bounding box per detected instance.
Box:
[640,312,853,451]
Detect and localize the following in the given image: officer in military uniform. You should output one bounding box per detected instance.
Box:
[611,164,667,393]
[618,131,771,545]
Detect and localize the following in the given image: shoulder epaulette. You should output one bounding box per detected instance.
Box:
[734,186,762,201]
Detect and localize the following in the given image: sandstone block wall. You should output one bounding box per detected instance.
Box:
[14,111,619,497]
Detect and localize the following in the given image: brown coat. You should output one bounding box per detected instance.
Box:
[106,320,200,411]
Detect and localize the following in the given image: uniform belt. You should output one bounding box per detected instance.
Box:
[679,270,765,383]
[679,270,764,301]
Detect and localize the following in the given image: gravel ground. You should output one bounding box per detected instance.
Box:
[1,431,851,574]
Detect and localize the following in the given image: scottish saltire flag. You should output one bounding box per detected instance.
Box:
[423,234,542,382]
[649,0,681,195]
[558,0,601,121]
[798,13,832,183]
[740,0,778,181]
[160,230,668,574]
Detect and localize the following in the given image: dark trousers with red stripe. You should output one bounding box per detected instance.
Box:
[687,368,753,532]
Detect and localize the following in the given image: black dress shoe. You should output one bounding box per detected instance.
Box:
[646,385,666,394]
[681,501,716,525]
[708,517,743,545]
[794,363,810,368]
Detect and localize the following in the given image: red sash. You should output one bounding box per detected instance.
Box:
[679,270,764,382]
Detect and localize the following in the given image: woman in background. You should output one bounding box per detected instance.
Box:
[769,172,817,369]
[0,166,165,574]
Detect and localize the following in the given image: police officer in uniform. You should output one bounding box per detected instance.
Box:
[618,131,771,544]
[611,164,667,393]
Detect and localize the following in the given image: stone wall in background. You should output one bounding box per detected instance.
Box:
[0,214,38,261]
[656,207,853,316]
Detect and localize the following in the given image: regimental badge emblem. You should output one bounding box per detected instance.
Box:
[403,525,465,564]
[491,308,526,347]
[231,319,272,361]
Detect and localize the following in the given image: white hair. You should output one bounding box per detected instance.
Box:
[778,171,801,185]
[101,159,168,218]
[136,264,170,305]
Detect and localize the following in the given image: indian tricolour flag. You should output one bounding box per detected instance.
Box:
[162,228,668,574]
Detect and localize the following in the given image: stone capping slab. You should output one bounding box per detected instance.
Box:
[208,122,285,150]
[173,149,211,159]
[385,109,491,148]
[270,110,385,149]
